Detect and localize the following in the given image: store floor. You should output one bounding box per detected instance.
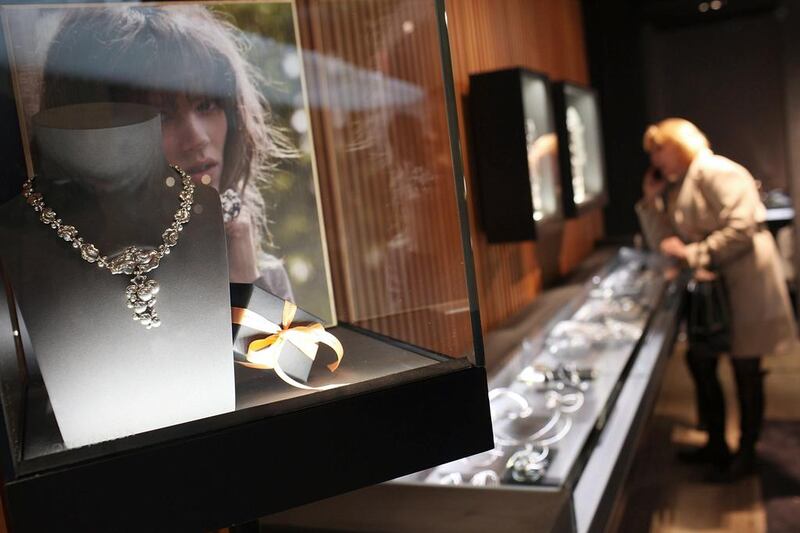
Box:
[612,338,800,533]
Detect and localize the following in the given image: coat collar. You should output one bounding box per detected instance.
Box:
[684,148,714,183]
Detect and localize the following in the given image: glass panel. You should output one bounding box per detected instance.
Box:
[521,73,562,222]
[402,249,669,488]
[564,84,605,206]
[0,0,478,470]
[299,0,474,359]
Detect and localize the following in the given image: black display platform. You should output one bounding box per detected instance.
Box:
[2,357,491,532]
[0,278,493,532]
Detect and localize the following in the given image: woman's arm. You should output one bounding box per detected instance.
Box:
[635,168,673,250]
[684,165,761,269]
[226,206,261,283]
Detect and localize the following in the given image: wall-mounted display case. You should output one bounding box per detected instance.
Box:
[0,1,492,531]
[261,248,687,533]
[469,67,563,242]
[553,81,608,217]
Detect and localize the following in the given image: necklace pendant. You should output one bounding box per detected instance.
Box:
[126,275,161,329]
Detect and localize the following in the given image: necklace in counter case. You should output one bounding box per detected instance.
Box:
[22,165,195,329]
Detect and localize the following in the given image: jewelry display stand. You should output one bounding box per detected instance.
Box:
[0,103,235,448]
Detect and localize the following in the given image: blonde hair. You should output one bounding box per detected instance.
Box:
[643,118,710,161]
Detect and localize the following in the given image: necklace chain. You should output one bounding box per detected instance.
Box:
[22,165,195,329]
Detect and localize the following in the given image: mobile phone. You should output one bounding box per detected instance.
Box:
[650,166,664,182]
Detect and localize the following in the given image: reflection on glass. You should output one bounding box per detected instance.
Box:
[566,106,587,204]
[521,75,561,222]
[562,84,605,207]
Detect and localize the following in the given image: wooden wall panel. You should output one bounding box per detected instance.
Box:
[446,0,604,333]
[297,0,601,355]
[297,0,474,357]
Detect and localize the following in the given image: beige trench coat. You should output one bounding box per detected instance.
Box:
[636,149,797,357]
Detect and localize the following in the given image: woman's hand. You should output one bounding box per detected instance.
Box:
[643,167,666,203]
[693,267,718,282]
[225,206,261,283]
[660,236,687,260]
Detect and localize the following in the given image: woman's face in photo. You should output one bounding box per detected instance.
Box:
[152,93,228,189]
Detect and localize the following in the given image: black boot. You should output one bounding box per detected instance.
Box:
[679,350,729,465]
[709,357,763,482]
[677,441,731,465]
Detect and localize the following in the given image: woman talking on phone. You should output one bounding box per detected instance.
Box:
[636,118,796,481]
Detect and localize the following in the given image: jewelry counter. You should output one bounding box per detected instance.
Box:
[262,248,687,533]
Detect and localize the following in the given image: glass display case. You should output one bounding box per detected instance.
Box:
[553,81,608,217]
[416,248,665,489]
[469,67,563,242]
[261,248,687,533]
[0,1,492,531]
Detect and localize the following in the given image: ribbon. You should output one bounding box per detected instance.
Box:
[231,302,345,391]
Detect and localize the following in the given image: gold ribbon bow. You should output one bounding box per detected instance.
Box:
[232,301,345,391]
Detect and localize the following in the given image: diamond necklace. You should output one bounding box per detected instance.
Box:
[22,165,195,329]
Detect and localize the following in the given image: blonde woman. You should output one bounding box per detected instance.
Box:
[637,118,796,480]
[40,5,295,298]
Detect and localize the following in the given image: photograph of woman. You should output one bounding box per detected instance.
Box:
[2,2,334,321]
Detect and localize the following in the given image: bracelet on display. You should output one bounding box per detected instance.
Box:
[488,387,533,421]
[517,363,593,393]
[492,404,562,447]
[438,469,501,487]
[545,390,585,414]
[489,386,575,447]
[505,444,551,484]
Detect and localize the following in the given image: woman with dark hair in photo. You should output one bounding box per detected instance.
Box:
[636,118,797,481]
[39,5,295,299]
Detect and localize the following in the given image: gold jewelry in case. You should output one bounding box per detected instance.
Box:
[22,165,195,329]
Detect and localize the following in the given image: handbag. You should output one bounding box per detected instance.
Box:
[686,274,731,354]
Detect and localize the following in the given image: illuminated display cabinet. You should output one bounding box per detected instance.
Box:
[552,81,608,217]
[469,67,564,243]
[0,1,492,531]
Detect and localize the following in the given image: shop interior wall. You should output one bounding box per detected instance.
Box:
[581,1,651,240]
[294,0,603,359]
[642,9,789,194]
[782,1,800,296]
[445,0,604,337]
[296,0,476,358]
[583,0,791,235]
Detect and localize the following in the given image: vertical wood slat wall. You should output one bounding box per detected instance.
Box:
[297,0,602,356]
[297,0,474,357]
[446,0,604,334]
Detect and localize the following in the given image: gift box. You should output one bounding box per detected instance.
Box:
[230,283,332,384]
